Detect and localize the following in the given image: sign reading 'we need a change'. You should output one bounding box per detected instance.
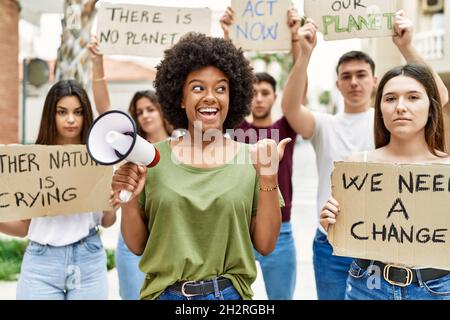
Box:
[304,0,398,41]
[230,0,291,52]
[329,162,450,270]
[97,2,212,57]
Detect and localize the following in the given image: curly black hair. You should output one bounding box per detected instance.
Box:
[154,32,254,131]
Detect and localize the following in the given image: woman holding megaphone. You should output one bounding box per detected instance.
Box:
[88,37,173,300]
[110,33,291,300]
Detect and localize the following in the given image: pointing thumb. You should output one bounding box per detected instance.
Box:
[277,138,292,162]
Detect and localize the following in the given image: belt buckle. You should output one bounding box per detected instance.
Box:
[383,264,413,287]
[181,280,198,297]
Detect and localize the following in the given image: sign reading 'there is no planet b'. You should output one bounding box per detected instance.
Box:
[97,2,212,58]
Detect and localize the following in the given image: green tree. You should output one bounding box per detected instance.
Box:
[318,90,331,105]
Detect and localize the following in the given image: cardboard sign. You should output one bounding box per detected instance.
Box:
[230,0,291,52]
[329,162,450,270]
[304,0,397,41]
[0,145,113,222]
[96,2,212,57]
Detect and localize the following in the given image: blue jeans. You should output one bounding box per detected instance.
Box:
[345,260,450,300]
[313,228,353,300]
[16,229,108,300]
[115,231,146,300]
[254,221,296,300]
[157,280,242,300]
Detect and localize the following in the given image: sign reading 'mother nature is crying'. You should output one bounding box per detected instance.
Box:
[304,0,398,40]
[0,145,112,222]
[97,2,212,57]
[329,162,450,270]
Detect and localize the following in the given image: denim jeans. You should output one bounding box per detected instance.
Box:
[116,231,146,300]
[157,279,242,300]
[16,228,108,300]
[254,221,297,300]
[345,260,450,300]
[313,228,353,300]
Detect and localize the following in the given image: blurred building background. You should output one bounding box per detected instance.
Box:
[1,0,359,145]
[362,0,450,143]
[1,0,449,144]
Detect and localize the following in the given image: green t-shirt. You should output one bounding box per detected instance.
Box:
[138,140,262,300]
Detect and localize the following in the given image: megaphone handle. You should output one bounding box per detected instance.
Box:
[119,190,132,203]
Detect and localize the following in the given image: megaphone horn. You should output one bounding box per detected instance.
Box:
[87,110,160,202]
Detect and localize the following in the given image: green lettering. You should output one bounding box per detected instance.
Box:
[348,15,361,32]
[359,15,372,30]
[334,16,347,33]
[369,13,383,30]
[322,15,334,36]
[383,12,396,30]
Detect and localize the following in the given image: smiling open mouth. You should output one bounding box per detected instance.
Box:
[198,107,219,117]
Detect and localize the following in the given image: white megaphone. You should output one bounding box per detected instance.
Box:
[87,110,160,202]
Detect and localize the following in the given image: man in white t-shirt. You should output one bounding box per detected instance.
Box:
[282,12,449,300]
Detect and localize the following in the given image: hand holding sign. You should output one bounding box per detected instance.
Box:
[220,6,235,41]
[298,19,318,57]
[320,196,340,232]
[392,10,413,49]
[287,7,301,40]
[87,36,103,64]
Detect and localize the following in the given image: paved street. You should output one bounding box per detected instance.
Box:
[0,138,320,300]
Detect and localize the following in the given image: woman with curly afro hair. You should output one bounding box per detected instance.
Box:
[111,32,291,300]
[155,32,255,131]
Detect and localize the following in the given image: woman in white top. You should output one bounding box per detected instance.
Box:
[0,80,116,299]
[320,63,450,300]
